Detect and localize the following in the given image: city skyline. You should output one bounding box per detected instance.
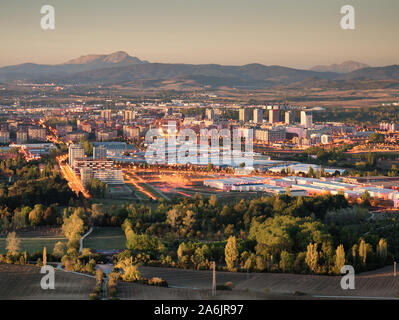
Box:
[0,0,398,68]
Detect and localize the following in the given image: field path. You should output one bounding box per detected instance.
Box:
[79,227,93,253]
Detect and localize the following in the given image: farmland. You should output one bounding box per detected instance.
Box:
[135,265,399,299]
[1,262,399,300]
[117,282,273,300]
[0,264,95,300]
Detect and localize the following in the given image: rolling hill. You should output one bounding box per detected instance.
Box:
[0,52,398,90]
[311,61,369,73]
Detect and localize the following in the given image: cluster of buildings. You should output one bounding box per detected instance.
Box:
[68,143,124,185]
[233,105,353,147]
[379,122,399,132]
[204,175,399,208]
[0,119,47,144]
[0,100,368,151]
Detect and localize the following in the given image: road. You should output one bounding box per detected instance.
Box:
[57,155,91,199]
[123,170,158,200]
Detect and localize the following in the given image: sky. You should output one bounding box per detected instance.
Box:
[0,0,398,69]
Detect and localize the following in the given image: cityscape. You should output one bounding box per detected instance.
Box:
[1,0,399,313]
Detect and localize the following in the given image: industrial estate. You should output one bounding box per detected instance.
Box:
[1,1,399,308]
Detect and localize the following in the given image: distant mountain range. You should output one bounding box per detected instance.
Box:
[310,61,370,73]
[0,52,398,89]
[0,51,148,82]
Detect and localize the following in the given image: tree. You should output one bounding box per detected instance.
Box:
[6,232,21,256]
[12,209,28,230]
[43,206,58,225]
[376,238,387,264]
[43,247,47,266]
[115,257,141,282]
[91,203,105,225]
[225,236,238,271]
[62,210,84,241]
[29,204,45,227]
[243,253,256,272]
[359,239,367,265]
[335,244,345,274]
[62,210,84,249]
[85,178,107,198]
[305,243,319,273]
[361,191,371,208]
[209,195,217,207]
[182,210,196,231]
[53,241,66,259]
[96,268,103,284]
[1,216,10,233]
[166,208,179,229]
[279,250,294,273]
[307,167,315,178]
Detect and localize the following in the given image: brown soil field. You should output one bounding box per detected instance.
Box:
[135,266,399,299]
[2,263,399,300]
[117,282,276,300]
[0,264,95,300]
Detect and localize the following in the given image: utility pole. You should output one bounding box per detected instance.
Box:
[212,261,216,297]
[394,261,397,277]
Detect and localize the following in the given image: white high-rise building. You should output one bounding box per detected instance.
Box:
[301,111,313,128]
[285,111,294,125]
[101,110,112,121]
[253,109,263,124]
[68,144,85,168]
[124,110,135,122]
[239,108,251,122]
[206,108,215,120]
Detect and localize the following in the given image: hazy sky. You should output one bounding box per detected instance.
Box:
[0,0,398,68]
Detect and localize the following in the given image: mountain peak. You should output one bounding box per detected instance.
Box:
[63,51,147,65]
[103,51,130,63]
[311,61,370,73]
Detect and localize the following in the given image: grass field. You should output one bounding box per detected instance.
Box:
[83,227,126,251]
[0,235,67,255]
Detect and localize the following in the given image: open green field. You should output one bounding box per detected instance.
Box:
[83,227,126,251]
[0,236,67,255]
